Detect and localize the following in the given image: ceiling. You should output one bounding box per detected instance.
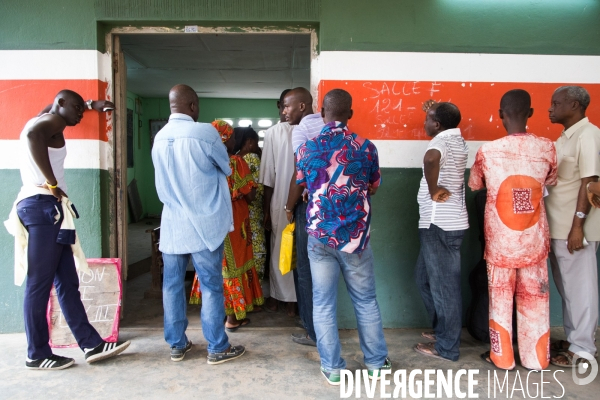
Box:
[121,33,311,99]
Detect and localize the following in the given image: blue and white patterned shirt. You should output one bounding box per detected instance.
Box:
[296,121,381,254]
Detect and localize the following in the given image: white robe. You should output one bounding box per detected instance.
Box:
[258,122,297,302]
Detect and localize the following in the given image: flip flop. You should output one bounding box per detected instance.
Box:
[421,331,436,341]
[413,342,450,361]
[225,318,251,332]
[550,351,577,368]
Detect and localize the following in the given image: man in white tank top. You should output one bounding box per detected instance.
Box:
[12,90,130,370]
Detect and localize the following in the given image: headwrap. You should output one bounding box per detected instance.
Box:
[212,120,234,143]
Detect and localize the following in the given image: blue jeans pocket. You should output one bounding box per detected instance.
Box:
[17,199,59,227]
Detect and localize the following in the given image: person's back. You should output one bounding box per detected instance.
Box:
[152,115,233,254]
[298,124,379,253]
[153,84,244,365]
[468,89,556,371]
[296,89,390,385]
[471,134,556,267]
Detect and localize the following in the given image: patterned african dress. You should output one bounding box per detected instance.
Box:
[190,155,264,319]
[243,152,266,281]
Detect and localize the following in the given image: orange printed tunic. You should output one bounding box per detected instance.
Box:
[468,134,558,268]
[190,155,264,319]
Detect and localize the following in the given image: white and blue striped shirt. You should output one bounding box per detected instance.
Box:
[417,128,469,231]
[292,113,326,154]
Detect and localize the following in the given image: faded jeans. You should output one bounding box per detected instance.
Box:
[415,224,465,361]
[162,243,230,354]
[308,236,388,373]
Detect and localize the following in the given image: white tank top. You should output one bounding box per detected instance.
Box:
[19,114,67,192]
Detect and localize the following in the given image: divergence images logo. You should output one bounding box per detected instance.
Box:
[571,351,598,386]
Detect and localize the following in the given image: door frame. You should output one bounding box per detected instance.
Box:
[104,25,319,303]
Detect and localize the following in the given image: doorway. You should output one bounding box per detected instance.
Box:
[108,28,316,328]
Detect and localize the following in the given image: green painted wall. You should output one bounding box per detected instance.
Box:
[319,0,600,55]
[0,0,98,50]
[3,1,600,55]
[0,169,105,333]
[2,0,600,332]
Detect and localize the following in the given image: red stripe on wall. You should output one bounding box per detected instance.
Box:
[319,81,600,141]
[0,80,110,141]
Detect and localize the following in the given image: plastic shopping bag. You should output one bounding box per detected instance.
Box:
[279,222,296,275]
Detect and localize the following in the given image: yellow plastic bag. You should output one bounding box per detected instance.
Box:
[279,222,296,275]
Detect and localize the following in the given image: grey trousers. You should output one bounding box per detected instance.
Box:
[549,239,599,356]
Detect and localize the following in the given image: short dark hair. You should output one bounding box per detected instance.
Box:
[500,89,531,118]
[432,102,461,130]
[279,89,292,104]
[323,89,352,117]
[234,126,258,153]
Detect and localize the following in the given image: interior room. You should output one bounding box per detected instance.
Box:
[119,32,311,328]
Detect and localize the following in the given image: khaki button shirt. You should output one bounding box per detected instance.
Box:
[546,117,600,240]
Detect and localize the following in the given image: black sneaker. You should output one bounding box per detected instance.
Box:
[84,340,131,363]
[207,345,245,365]
[26,354,75,370]
[171,340,193,362]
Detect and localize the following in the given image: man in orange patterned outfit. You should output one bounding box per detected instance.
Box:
[468,89,557,370]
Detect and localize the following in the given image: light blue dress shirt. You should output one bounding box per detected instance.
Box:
[152,113,233,254]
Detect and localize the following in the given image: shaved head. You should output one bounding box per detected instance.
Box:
[169,84,199,121]
[282,87,314,125]
[287,87,313,106]
[55,89,84,104]
[323,89,352,117]
[51,89,85,126]
[500,89,531,118]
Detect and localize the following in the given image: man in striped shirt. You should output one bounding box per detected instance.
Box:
[414,101,469,362]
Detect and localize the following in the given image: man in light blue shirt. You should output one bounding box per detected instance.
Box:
[152,84,245,364]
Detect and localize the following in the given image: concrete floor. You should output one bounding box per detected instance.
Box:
[2,234,598,399]
[1,327,599,399]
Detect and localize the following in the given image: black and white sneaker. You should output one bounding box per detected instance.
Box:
[207,345,245,365]
[84,340,131,364]
[26,354,75,370]
[171,340,193,362]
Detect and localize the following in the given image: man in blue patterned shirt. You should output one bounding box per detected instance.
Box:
[296,89,390,385]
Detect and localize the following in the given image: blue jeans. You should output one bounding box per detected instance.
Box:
[415,224,465,361]
[18,195,103,359]
[308,236,388,373]
[162,243,229,354]
[294,202,316,341]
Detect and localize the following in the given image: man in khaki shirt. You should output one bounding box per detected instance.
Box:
[545,86,600,366]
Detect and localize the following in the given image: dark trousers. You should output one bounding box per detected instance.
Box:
[17,195,102,360]
[293,201,316,341]
[415,224,465,361]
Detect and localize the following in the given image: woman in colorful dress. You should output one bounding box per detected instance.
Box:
[235,127,267,283]
[190,120,264,331]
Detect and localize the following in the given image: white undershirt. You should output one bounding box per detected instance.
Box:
[19,114,67,192]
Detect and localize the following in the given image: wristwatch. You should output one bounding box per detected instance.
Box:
[575,211,587,219]
[284,205,292,213]
[86,99,93,110]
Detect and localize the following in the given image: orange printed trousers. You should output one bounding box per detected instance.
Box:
[487,260,550,370]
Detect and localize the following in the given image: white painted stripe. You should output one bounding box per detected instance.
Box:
[319,52,600,83]
[0,138,481,170]
[0,140,110,170]
[0,50,111,81]
[371,140,485,169]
